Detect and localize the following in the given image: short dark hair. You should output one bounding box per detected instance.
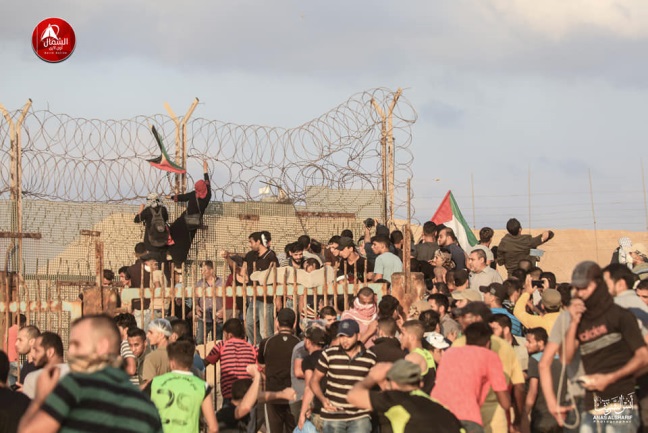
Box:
[373,235,390,249]
[402,320,425,340]
[298,235,311,249]
[232,378,253,401]
[506,218,521,236]
[319,306,337,318]
[39,331,64,358]
[465,322,493,347]
[328,235,342,246]
[390,230,404,246]
[277,308,296,328]
[127,327,146,340]
[135,242,147,255]
[471,248,487,263]
[603,263,637,291]
[0,350,9,383]
[303,258,321,270]
[423,221,437,236]
[201,260,214,270]
[167,340,195,370]
[503,279,522,299]
[328,321,340,339]
[377,317,398,337]
[443,228,457,242]
[637,280,648,291]
[378,295,400,319]
[223,318,245,339]
[103,269,115,282]
[511,269,527,281]
[556,283,573,306]
[170,319,191,338]
[427,293,449,312]
[118,266,131,280]
[114,313,137,330]
[459,302,492,322]
[358,287,375,298]
[340,229,354,239]
[479,227,494,243]
[419,310,440,333]
[527,327,548,345]
[489,313,512,331]
[310,239,322,254]
[433,282,450,295]
[21,325,40,340]
[454,270,469,287]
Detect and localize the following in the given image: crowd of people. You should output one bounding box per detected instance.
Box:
[3,216,648,433]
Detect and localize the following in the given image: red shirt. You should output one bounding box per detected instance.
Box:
[6,325,18,362]
[431,346,508,425]
[205,337,257,398]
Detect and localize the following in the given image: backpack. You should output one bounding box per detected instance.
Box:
[147,207,168,248]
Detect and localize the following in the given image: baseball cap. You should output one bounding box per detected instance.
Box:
[479,283,507,301]
[571,261,602,289]
[541,289,562,309]
[337,319,360,337]
[470,245,494,262]
[336,237,355,250]
[386,359,422,384]
[424,332,450,349]
[277,308,297,327]
[451,289,482,303]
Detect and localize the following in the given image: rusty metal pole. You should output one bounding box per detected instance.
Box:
[371,99,388,225]
[386,89,402,228]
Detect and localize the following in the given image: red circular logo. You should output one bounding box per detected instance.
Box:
[32,18,76,63]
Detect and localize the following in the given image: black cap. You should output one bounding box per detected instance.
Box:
[336,237,355,250]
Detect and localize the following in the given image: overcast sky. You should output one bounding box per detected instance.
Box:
[2,0,648,231]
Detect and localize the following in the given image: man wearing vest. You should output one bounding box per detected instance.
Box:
[147,340,218,433]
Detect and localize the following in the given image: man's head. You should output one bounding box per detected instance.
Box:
[626,243,648,265]
[386,359,422,390]
[418,310,441,333]
[422,221,438,240]
[637,280,648,306]
[437,228,457,247]
[488,314,513,339]
[223,318,246,341]
[337,319,360,352]
[201,260,215,278]
[464,322,493,348]
[167,340,195,371]
[318,306,337,326]
[400,320,425,351]
[427,293,450,318]
[356,287,376,307]
[571,261,604,301]
[378,295,401,320]
[135,242,147,259]
[525,327,548,355]
[602,263,637,297]
[288,242,304,265]
[390,230,404,249]
[15,325,40,356]
[454,269,469,290]
[276,308,296,330]
[248,232,268,252]
[540,272,557,290]
[479,227,494,245]
[451,289,482,309]
[170,319,191,343]
[503,278,522,305]
[336,237,356,260]
[231,378,254,406]
[127,327,147,357]
[376,317,399,338]
[480,283,506,307]
[68,315,121,373]
[33,332,65,368]
[147,318,172,346]
[540,289,562,313]
[371,235,390,255]
[304,327,328,353]
[468,249,488,273]
[114,313,137,338]
[103,269,115,286]
[506,218,522,236]
[118,266,131,286]
[457,301,492,330]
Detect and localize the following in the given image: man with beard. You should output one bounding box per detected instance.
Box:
[18,315,162,433]
[564,261,648,432]
[14,325,40,389]
[21,333,69,400]
[310,319,377,433]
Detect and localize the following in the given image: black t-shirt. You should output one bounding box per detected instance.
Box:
[369,390,463,433]
[247,249,279,300]
[527,354,565,431]
[0,388,31,433]
[302,350,324,414]
[337,256,366,283]
[217,403,251,432]
[258,331,300,392]
[19,361,39,384]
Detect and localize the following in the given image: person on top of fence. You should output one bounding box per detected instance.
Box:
[167,160,211,272]
[496,218,554,277]
[135,193,169,262]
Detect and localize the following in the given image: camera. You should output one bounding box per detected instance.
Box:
[364,218,375,228]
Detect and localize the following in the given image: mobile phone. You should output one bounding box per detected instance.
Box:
[532,280,544,289]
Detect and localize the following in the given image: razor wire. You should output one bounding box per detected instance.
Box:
[0,88,416,221]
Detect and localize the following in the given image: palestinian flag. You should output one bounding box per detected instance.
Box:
[148,125,186,174]
[431,190,478,252]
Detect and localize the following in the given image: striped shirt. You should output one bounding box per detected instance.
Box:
[205,337,257,398]
[120,340,139,386]
[41,366,163,433]
[316,344,376,421]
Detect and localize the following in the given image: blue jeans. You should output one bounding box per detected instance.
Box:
[246,299,274,345]
[196,319,223,344]
[322,417,371,433]
[580,407,640,433]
